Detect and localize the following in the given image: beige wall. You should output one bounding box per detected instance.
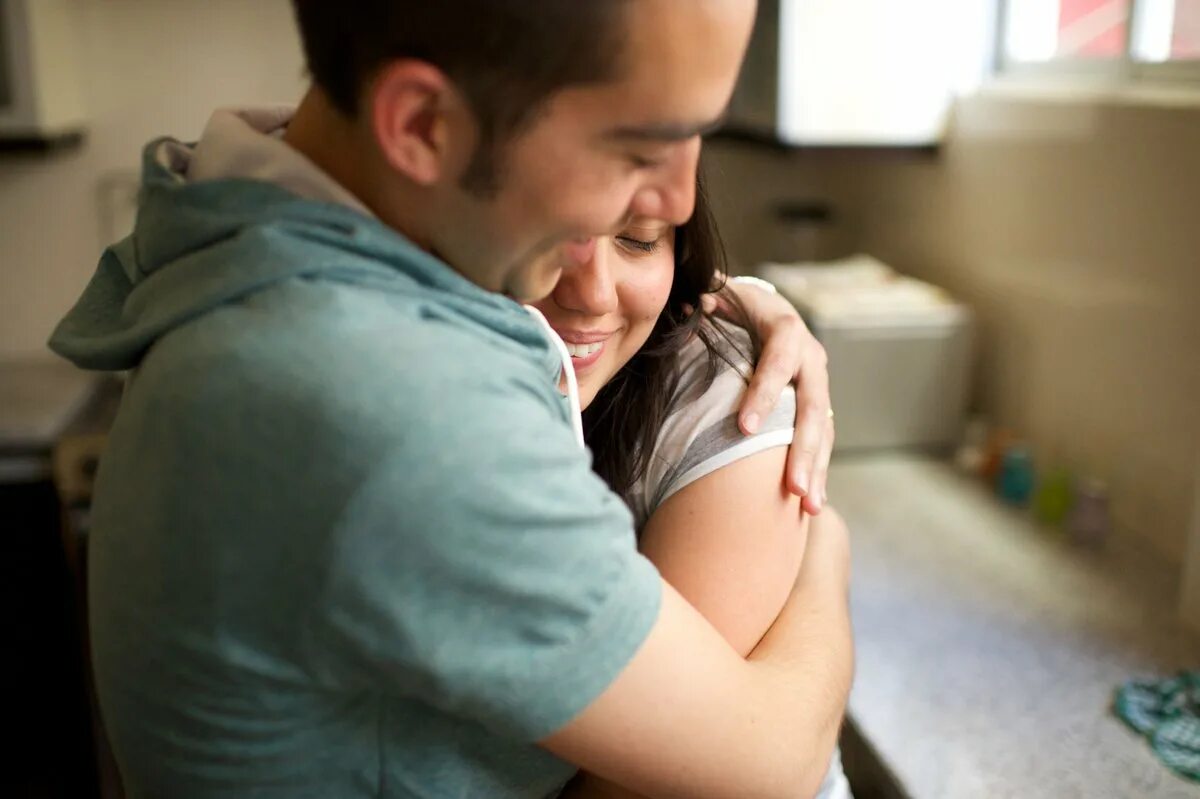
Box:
[1180,458,1200,629]
[706,93,1200,565]
[0,0,303,357]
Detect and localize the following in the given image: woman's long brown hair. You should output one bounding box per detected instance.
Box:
[582,169,758,500]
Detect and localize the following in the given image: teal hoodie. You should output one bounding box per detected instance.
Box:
[50,138,660,798]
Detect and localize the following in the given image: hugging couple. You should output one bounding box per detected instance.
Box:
[51,2,854,797]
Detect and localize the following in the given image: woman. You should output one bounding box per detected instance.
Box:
[533,176,852,799]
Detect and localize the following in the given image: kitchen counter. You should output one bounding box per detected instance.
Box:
[830,454,1200,798]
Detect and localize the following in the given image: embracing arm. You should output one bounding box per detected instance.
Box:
[546,448,854,799]
[709,277,836,514]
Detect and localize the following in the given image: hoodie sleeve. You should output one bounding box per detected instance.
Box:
[308,362,663,743]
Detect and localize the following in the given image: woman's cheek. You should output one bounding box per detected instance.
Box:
[630,259,675,323]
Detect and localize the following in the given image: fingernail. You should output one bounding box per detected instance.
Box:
[743,413,760,434]
[793,471,810,496]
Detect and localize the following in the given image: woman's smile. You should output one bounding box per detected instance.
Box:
[554,328,621,372]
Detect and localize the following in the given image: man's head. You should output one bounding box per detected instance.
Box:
[289,0,756,301]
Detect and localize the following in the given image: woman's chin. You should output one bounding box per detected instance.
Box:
[574,376,601,411]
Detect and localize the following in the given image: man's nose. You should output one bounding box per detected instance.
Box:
[560,237,597,267]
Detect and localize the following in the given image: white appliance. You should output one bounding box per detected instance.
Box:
[760,256,974,451]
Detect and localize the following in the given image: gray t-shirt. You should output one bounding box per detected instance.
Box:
[627,321,796,529]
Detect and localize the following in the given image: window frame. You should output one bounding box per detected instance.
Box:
[996,0,1200,85]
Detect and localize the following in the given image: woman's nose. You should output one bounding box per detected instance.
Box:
[553,240,618,316]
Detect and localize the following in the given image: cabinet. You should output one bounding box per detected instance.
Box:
[0,0,86,143]
[727,0,996,146]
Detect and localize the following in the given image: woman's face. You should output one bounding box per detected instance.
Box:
[532,219,676,410]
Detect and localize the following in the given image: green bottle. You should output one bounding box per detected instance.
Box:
[1034,466,1073,527]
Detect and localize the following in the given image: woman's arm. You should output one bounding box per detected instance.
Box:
[560,447,852,798]
[639,447,808,657]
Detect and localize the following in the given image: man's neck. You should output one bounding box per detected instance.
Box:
[282,87,432,251]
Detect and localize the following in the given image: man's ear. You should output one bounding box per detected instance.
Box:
[369,60,457,186]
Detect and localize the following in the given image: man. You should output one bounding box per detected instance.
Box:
[50,2,851,797]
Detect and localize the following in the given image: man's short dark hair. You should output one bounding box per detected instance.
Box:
[290,0,631,196]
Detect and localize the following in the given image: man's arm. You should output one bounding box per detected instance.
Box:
[542,504,853,799]
[705,277,836,515]
[562,447,851,799]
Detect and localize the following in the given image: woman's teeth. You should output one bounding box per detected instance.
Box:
[566,342,603,358]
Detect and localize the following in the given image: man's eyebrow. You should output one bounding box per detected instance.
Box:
[605,113,728,142]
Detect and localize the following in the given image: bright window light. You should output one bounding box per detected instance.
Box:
[1007,0,1135,61]
[1007,0,1062,61]
[1132,0,1175,61]
[1002,0,1200,73]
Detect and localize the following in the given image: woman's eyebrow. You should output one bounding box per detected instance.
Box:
[621,215,673,231]
[605,112,728,142]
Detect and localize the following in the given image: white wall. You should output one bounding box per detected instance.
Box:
[0,0,304,357]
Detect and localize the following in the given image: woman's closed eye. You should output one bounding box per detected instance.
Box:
[616,224,673,256]
[616,235,660,254]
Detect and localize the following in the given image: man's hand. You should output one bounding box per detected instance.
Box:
[702,277,834,515]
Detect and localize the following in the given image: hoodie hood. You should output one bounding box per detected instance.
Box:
[49,133,550,372]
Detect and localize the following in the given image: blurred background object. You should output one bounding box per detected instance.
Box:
[0,0,87,147]
[762,255,974,453]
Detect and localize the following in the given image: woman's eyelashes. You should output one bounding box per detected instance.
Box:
[615,225,673,256]
[616,235,660,254]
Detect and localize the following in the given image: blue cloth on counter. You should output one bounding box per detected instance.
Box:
[1114,670,1200,782]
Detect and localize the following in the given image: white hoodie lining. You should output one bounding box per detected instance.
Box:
[523,306,585,449]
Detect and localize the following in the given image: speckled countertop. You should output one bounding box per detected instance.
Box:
[830,454,1200,799]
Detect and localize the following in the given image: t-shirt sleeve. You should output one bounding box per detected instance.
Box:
[631,323,797,526]
[309,363,662,742]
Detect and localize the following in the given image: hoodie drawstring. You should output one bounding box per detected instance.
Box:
[523,305,585,449]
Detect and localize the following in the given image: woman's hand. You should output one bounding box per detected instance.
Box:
[702,277,834,515]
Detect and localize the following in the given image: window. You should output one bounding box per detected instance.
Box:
[1133,0,1200,61]
[1006,0,1131,61]
[1002,0,1200,79]
[1176,0,1200,57]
